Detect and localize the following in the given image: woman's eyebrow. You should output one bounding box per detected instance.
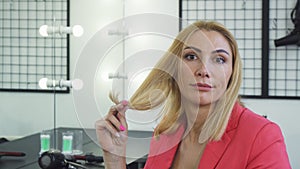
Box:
[183,46,202,53]
[184,46,230,56]
[212,49,230,56]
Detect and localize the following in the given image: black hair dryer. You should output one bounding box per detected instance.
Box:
[38,150,103,169]
[274,0,300,47]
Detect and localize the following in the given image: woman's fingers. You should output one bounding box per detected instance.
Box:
[114,100,129,116]
[96,99,128,137]
[107,113,124,133]
[96,119,120,138]
[110,100,129,131]
[97,100,129,137]
[95,100,129,156]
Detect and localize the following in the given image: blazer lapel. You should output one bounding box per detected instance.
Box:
[198,133,231,169]
[146,103,244,169]
[198,102,243,169]
[146,124,185,168]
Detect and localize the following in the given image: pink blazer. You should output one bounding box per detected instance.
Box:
[143,103,291,169]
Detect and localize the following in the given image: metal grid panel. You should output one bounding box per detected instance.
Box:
[269,1,300,97]
[181,0,263,96]
[181,0,300,98]
[0,0,69,92]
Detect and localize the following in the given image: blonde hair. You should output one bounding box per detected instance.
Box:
[110,20,242,143]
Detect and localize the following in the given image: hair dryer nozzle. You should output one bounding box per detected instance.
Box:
[274,32,300,47]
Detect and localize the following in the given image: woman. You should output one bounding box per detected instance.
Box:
[95,21,291,169]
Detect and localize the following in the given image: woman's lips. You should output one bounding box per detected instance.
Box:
[190,83,213,91]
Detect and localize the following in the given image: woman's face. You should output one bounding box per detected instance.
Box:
[177,30,233,106]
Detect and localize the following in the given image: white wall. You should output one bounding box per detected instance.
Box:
[0,0,299,168]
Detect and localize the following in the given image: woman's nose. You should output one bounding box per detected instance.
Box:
[195,61,210,78]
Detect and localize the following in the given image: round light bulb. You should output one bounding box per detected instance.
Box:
[100,72,109,82]
[39,25,49,37]
[72,25,84,37]
[72,79,83,90]
[39,78,48,89]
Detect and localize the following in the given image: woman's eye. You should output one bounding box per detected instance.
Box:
[215,56,225,64]
[184,54,198,60]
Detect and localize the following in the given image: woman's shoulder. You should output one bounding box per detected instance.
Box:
[235,105,291,168]
[231,102,271,126]
[228,103,268,131]
[233,103,284,140]
[241,106,271,126]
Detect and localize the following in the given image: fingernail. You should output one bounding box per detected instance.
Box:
[121,100,128,106]
[115,132,120,137]
[119,125,126,131]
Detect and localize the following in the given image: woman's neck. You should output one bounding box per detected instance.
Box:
[183,103,213,142]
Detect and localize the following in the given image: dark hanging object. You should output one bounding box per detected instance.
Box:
[274,0,300,47]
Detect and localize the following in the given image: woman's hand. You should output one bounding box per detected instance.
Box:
[95,100,129,168]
